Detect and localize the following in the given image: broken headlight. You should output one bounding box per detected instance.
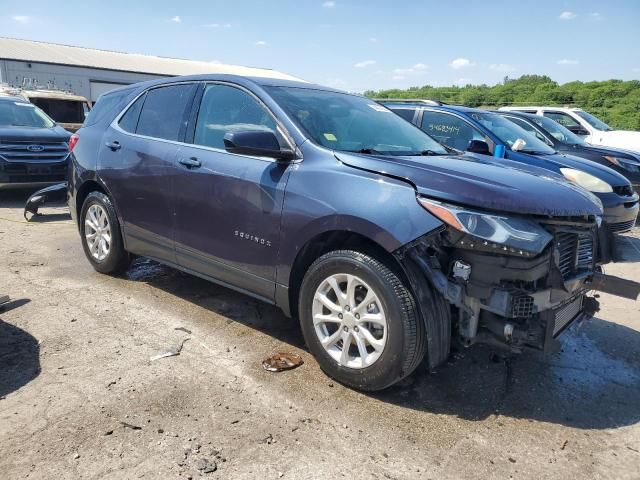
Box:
[418,197,553,255]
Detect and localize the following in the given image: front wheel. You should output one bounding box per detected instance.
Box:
[298,250,426,391]
[80,191,130,274]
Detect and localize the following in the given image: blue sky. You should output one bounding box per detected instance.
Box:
[1,0,638,92]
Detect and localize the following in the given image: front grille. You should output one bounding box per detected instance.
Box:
[556,230,594,279]
[0,140,69,163]
[613,185,634,197]
[553,295,583,336]
[608,219,636,233]
[511,294,536,318]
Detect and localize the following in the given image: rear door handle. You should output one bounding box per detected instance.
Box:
[105,141,121,151]
[179,157,202,169]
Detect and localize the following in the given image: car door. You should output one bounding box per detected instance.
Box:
[99,82,197,262]
[419,110,489,152]
[173,82,294,301]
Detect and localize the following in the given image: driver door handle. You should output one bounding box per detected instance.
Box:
[179,157,202,169]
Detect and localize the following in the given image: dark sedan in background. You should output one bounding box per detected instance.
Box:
[497,110,640,194]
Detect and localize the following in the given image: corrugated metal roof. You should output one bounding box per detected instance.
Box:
[0,37,303,81]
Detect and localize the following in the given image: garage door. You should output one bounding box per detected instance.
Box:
[90,81,129,102]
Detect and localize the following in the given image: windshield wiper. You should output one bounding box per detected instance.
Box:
[347,148,383,155]
[406,149,446,156]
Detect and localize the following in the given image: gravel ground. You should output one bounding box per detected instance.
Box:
[1,190,639,480]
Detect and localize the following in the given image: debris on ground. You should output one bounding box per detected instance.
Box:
[150,338,190,361]
[120,421,142,431]
[174,326,192,334]
[0,295,9,310]
[194,458,217,473]
[261,352,304,372]
[561,440,569,450]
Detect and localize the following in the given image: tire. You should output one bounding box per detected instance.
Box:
[79,191,130,274]
[298,250,426,391]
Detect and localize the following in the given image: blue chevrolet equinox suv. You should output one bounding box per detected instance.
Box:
[67,75,626,390]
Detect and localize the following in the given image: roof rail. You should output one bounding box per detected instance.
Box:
[373,98,445,106]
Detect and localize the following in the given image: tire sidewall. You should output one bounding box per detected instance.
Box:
[79,192,126,273]
[299,252,414,391]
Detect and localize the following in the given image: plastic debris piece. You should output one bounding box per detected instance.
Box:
[174,326,192,334]
[150,338,190,361]
[262,352,304,372]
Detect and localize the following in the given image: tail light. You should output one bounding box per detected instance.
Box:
[68,133,79,152]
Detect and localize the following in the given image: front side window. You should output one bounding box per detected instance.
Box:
[193,84,278,149]
[0,101,55,128]
[470,112,556,155]
[575,110,612,131]
[267,87,447,156]
[543,111,580,128]
[421,110,484,151]
[136,84,196,141]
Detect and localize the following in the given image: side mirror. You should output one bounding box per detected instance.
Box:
[466,140,491,155]
[223,130,295,161]
[566,125,589,136]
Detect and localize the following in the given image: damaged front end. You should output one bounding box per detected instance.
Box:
[395,198,640,368]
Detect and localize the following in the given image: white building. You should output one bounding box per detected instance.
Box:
[0,37,300,102]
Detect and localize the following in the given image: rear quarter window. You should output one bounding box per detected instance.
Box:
[84,89,137,127]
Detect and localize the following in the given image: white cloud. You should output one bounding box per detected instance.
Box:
[449,58,474,69]
[322,1,336,7]
[391,75,405,81]
[170,16,181,23]
[489,63,517,72]
[255,40,267,46]
[454,78,472,86]
[392,63,429,75]
[203,23,231,28]
[589,12,602,20]
[559,11,577,20]
[354,60,376,68]
[12,15,31,23]
[557,59,579,65]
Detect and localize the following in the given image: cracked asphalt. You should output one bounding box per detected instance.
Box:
[1,190,639,479]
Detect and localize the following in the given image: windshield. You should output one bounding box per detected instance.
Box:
[266,87,448,156]
[575,110,612,131]
[469,112,556,154]
[0,101,55,128]
[529,115,585,145]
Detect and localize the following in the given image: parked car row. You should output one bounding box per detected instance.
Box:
[51,74,638,391]
[381,100,639,234]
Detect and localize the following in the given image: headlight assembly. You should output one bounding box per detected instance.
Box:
[418,197,553,255]
[604,156,640,173]
[560,168,612,193]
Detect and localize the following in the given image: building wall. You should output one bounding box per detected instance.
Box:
[0,59,167,101]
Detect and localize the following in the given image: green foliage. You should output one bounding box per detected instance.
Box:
[366,76,640,130]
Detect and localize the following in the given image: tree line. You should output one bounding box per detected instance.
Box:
[366,75,640,130]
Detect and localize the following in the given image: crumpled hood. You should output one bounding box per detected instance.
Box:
[335,151,603,217]
[0,125,70,143]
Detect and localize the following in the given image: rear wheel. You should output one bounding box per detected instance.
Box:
[298,250,426,391]
[80,191,130,274]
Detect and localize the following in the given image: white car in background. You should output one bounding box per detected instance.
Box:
[499,106,640,153]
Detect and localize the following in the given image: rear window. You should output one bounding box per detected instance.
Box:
[31,98,86,124]
[84,89,134,127]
